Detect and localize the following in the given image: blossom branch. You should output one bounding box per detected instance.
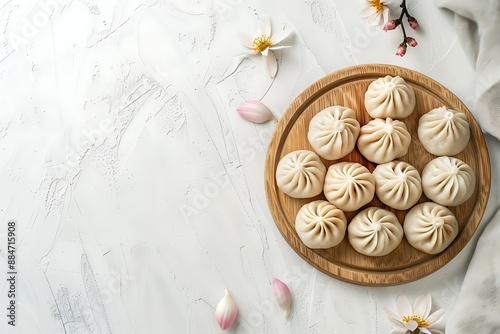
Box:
[383,0,419,57]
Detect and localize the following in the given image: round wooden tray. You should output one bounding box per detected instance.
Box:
[265,64,490,286]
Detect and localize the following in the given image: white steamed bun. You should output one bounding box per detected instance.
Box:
[364,75,416,119]
[418,106,470,156]
[323,162,375,212]
[404,202,459,254]
[348,207,403,256]
[308,106,360,160]
[276,150,326,198]
[295,200,347,249]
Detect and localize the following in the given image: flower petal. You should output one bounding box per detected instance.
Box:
[383,307,402,321]
[237,32,256,49]
[426,309,445,326]
[271,278,292,318]
[396,296,412,316]
[419,328,432,334]
[236,100,275,123]
[261,47,269,56]
[359,6,377,18]
[427,328,444,334]
[220,52,255,80]
[387,317,407,329]
[406,320,418,331]
[389,329,409,334]
[370,11,383,25]
[271,29,293,45]
[215,289,238,330]
[269,45,292,51]
[424,294,432,318]
[384,308,407,330]
[413,294,431,318]
[382,7,390,24]
[264,50,277,78]
[259,16,272,36]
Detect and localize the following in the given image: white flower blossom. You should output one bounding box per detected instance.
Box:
[360,0,391,26]
[384,294,445,334]
[222,17,293,79]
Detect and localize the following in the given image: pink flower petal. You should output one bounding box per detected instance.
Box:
[236,100,274,123]
[264,50,277,78]
[215,289,238,331]
[271,278,292,318]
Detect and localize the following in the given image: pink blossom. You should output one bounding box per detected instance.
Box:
[215,289,238,330]
[236,100,276,123]
[383,20,398,31]
[271,278,292,318]
[406,37,418,47]
[396,43,407,57]
[408,16,419,29]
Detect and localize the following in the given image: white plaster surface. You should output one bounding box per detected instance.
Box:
[0,0,498,333]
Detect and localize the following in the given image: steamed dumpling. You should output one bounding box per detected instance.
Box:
[323,162,375,212]
[276,150,326,198]
[308,106,360,160]
[373,161,422,210]
[364,75,416,119]
[357,118,411,164]
[295,200,347,249]
[422,156,475,206]
[418,106,471,156]
[348,207,403,256]
[404,202,459,254]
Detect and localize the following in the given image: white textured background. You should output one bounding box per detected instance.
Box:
[0,0,499,333]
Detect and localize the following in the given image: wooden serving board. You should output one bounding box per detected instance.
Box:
[265,64,490,286]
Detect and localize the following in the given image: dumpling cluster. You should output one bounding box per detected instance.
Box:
[295,200,347,249]
[308,106,360,160]
[348,207,403,256]
[364,75,416,119]
[404,202,459,254]
[273,75,475,257]
[357,118,411,164]
[323,162,375,212]
[418,106,470,156]
[276,150,326,198]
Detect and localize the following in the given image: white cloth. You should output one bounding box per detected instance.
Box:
[434,0,500,332]
[435,0,500,139]
[446,209,500,333]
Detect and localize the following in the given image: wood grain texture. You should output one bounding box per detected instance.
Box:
[265,64,491,286]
